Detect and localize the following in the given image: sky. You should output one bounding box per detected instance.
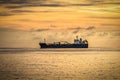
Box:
[0,0,120,48]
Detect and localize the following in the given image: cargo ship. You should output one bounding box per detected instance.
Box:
[39,36,88,48]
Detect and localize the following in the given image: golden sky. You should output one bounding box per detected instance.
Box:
[0,0,120,48]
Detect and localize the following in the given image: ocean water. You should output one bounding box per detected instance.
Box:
[0,48,120,80]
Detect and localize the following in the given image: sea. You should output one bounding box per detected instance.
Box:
[0,48,120,80]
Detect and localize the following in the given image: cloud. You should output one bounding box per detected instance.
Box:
[86,26,95,30]
[71,3,93,6]
[0,0,36,4]
[0,9,71,16]
[66,27,82,34]
[5,5,25,9]
[111,32,120,36]
[0,27,30,32]
[2,0,65,8]
[16,19,55,23]
[0,12,13,16]
[0,27,19,32]
[35,3,65,7]
[98,32,108,37]
[67,26,96,30]
[103,2,120,5]
[91,16,120,19]
[87,32,96,37]
[67,27,83,30]
[31,28,50,32]
[67,26,95,34]
[72,30,79,34]
[93,31,120,37]
[11,10,36,13]
[1,0,120,9]
[101,24,120,27]
[91,0,102,3]
[4,3,94,9]
[11,10,69,13]
[1,0,96,10]
[89,0,120,5]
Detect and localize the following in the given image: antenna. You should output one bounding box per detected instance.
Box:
[76,35,78,39]
[44,38,46,43]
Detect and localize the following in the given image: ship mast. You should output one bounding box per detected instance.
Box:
[76,35,78,40]
[44,38,46,43]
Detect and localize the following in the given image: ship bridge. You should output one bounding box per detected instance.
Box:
[74,36,88,44]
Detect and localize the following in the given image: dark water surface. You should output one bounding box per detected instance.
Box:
[0,48,120,80]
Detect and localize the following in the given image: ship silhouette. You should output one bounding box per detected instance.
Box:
[39,36,88,48]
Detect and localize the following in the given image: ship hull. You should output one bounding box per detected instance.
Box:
[39,43,88,48]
